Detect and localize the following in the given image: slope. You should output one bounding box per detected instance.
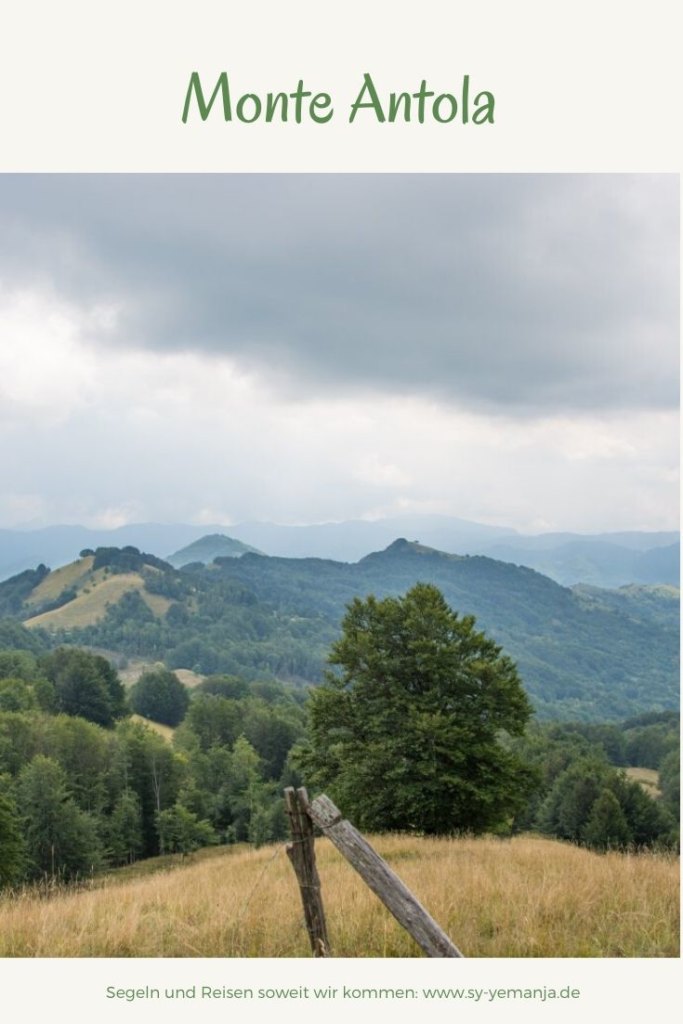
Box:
[15,550,175,631]
[166,533,262,568]
[2,540,678,721]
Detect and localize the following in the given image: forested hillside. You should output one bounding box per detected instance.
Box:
[0,540,678,721]
[166,534,261,568]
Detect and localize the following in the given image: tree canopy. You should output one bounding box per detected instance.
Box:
[40,647,127,727]
[300,583,534,835]
[0,780,26,888]
[128,667,190,726]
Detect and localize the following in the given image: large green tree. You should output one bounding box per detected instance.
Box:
[300,583,534,835]
[16,755,103,880]
[40,648,127,727]
[105,790,144,866]
[129,668,189,726]
[113,720,184,856]
[155,803,216,855]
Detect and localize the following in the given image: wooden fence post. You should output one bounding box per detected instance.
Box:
[308,793,464,958]
[284,786,330,957]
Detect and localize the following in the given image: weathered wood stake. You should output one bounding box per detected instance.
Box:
[309,793,464,958]
[284,786,330,957]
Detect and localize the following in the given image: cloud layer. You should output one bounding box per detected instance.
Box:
[0,175,678,531]
[0,174,678,413]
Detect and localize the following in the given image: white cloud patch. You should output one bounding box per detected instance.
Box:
[0,288,102,423]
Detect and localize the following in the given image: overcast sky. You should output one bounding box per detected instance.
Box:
[0,174,678,533]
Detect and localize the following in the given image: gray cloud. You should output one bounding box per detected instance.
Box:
[0,174,678,413]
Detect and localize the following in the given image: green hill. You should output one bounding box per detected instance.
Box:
[0,548,177,631]
[166,533,261,568]
[24,570,172,630]
[0,539,678,721]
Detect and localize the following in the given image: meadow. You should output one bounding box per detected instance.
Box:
[24,572,171,630]
[0,834,677,958]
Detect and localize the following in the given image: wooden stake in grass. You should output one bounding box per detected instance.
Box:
[284,787,330,957]
[309,793,464,958]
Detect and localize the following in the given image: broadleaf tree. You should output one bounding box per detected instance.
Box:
[129,668,189,726]
[0,780,26,888]
[300,583,534,835]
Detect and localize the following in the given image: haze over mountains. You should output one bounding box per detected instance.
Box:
[166,534,262,568]
[0,515,678,588]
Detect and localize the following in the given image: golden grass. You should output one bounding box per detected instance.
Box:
[624,767,661,798]
[130,715,175,742]
[173,668,205,689]
[120,663,204,692]
[122,665,204,689]
[24,573,172,630]
[24,557,95,607]
[118,659,161,687]
[0,835,677,958]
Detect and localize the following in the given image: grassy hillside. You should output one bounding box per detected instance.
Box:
[23,556,96,607]
[119,659,204,690]
[0,834,677,957]
[624,767,661,798]
[130,714,175,742]
[24,570,171,629]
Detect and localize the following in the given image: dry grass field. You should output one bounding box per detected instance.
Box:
[0,834,677,958]
[130,714,175,741]
[624,767,661,798]
[24,572,172,629]
[173,668,206,689]
[119,662,204,690]
[23,556,96,606]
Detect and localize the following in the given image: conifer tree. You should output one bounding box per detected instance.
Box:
[583,789,632,850]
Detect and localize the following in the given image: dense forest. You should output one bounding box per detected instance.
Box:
[0,611,678,889]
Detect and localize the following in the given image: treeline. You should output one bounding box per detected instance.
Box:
[0,636,679,891]
[0,566,50,617]
[510,716,679,850]
[0,646,306,889]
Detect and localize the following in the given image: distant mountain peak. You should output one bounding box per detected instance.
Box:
[362,537,463,562]
[167,533,262,568]
[386,537,428,552]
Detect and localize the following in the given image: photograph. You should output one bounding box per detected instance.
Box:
[0,172,678,960]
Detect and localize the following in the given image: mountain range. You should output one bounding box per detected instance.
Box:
[0,515,678,588]
[166,533,261,567]
[1,538,678,722]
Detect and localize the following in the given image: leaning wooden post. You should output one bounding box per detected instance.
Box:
[284,786,330,957]
[309,794,463,958]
